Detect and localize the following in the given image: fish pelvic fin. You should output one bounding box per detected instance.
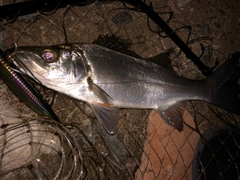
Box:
[90,103,120,135]
[207,52,240,115]
[156,102,185,131]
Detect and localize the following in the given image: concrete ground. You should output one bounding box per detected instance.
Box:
[0,0,239,179]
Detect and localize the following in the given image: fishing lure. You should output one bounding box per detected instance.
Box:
[0,48,59,121]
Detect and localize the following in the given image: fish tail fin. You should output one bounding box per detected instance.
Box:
[207,52,240,114]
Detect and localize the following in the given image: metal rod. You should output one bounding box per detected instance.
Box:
[0,0,94,21]
[123,0,213,76]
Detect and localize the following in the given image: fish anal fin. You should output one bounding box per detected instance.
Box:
[155,103,185,131]
[90,103,119,134]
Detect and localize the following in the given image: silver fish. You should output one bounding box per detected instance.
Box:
[7,44,240,134]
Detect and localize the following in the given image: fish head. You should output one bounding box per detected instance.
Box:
[6,45,89,89]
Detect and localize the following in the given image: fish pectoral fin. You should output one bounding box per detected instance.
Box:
[155,103,185,131]
[90,103,119,134]
[87,77,113,104]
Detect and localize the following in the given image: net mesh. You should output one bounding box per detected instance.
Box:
[0,0,239,179]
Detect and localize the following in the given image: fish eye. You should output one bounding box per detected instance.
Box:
[41,49,57,63]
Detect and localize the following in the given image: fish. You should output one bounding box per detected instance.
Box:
[6,44,240,134]
[0,49,59,121]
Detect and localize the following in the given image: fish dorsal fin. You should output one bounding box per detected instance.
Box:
[90,103,120,134]
[145,52,174,72]
[87,77,113,104]
[93,35,140,58]
[155,102,185,131]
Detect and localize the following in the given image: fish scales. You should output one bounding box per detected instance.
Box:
[6,44,240,134]
[79,44,208,108]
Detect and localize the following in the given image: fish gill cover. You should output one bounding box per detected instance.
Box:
[0,0,239,179]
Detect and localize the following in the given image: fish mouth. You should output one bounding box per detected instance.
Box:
[6,48,31,73]
[6,48,48,82]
